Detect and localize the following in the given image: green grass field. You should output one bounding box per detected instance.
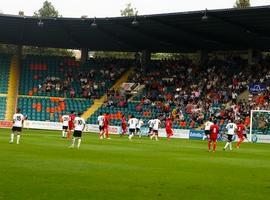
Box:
[0,128,269,200]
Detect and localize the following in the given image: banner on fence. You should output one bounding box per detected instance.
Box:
[0,120,13,128]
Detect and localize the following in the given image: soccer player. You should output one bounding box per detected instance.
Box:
[136,119,144,138]
[236,120,246,148]
[148,119,154,136]
[103,113,111,139]
[203,119,213,141]
[10,108,24,144]
[121,114,127,136]
[61,113,70,138]
[223,120,237,151]
[165,116,174,140]
[97,113,105,139]
[67,111,76,139]
[128,115,138,140]
[208,120,219,152]
[150,116,161,141]
[70,112,85,149]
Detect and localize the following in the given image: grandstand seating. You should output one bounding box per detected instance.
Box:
[86,56,270,131]
[17,97,93,122]
[0,97,6,120]
[19,56,129,99]
[0,54,11,93]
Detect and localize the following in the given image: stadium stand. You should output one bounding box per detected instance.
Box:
[17,96,93,122]
[0,54,11,93]
[0,97,6,120]
[19,56,131,99]
[86,55,270,131]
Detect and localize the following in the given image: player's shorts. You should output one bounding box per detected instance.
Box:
[166,128,173,135]
[210,133,218,141]
[129,128,136,134]
[73,130,82,137]
[99,125,104,131]
[205,130,210,135]
[148,127,152,133]
[153,129,158,134]
[68,124,74,131]
[12,126,22,132]
[136,128,140,133]
[237,133,244,139]
[227,134,233,142]
[62,126,68,130]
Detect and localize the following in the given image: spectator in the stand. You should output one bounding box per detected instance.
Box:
[70,88,75,98]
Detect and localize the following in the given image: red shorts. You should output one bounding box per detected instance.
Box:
[122,124,127,133]
[237,133,244,139]
[210,134,217,141]
[68,122,74,130]
[166,128,173,136]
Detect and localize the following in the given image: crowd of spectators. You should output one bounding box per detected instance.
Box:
[37,58,130,99]
[125,55,270,127]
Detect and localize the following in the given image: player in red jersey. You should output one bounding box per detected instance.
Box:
[121,114,127,136]
[209,120,219,152]
[67,111,76,139]
[236,120,246,148]
[165,116,174,140]
[103,113,111,139]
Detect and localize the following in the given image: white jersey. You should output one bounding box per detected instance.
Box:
[128,118,138,129]
[226,123,237,135]
[61,115,70,126]
[153,119,161,130]
[136,120,144,129]
[204,121,214,130]
[74,117,86,131]
[13,113,24,127]
[148,119,154,128]
[97,115,104,126]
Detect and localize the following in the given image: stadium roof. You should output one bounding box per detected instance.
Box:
[0,6,270,52]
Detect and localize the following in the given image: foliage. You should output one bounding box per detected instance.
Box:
[93,3,139,59]
[34,0,59,17]
[120,3,138,16]
[234,0,251,8]
[30,1,73,57]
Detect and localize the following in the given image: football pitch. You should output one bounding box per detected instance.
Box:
[0,129,269,200]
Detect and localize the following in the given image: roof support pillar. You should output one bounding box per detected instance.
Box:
[141,50,151,67]
[80,48,88,65]
[248,48,253,66]
[198,50,208,65]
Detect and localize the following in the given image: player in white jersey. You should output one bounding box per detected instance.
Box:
[10,108,24,144]
[150,117,161,141]
[148,119,154,136]
[128,115,138,140]
[97,113,105,139]
[70,112,85,149]
[203,119,214,140]
[223,120,237,151]
[61,114,70,138]
[136,119,144,138]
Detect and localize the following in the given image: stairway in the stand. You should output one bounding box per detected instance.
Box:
[5,55,20,120]
[81,68,134,120]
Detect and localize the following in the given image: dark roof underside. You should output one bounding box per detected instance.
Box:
[0,6,270,52]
